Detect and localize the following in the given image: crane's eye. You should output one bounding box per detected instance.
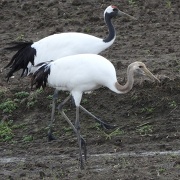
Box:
[139,65,143,68]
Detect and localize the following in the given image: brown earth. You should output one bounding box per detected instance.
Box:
[0,0,180,179]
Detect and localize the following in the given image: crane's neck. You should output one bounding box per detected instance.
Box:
[103,13,116,43]
[115,68,135,94]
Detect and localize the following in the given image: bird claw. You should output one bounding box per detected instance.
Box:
[100,122,118,130]
[81,137,87,161]
[48,131,56,142]
[94,116,118,130]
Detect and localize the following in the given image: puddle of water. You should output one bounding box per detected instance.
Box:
[0,157,26,163]
[91,150,180,158]
[0,150,180,164]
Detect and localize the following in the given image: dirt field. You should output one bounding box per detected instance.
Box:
[0,0,180,179]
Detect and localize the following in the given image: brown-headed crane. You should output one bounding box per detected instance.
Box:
[31,53,159,169]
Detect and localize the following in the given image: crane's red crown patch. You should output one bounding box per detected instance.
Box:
[111,5,117,9]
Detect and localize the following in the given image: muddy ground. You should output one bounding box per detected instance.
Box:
[0,0,180,179]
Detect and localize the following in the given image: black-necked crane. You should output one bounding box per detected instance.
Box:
[5,5,136,140]
[31,54,159,169]
[5,5,135,79]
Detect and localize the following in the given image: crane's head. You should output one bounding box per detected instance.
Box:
[104,5,136,20]
[129,62,160,82]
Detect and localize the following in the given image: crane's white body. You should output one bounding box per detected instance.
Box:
[6,5,130,81]
[32,54,158,169]
[33,33,114,62]
[29,32,115,73]
[45,54,120,105]
[6,5,136,84]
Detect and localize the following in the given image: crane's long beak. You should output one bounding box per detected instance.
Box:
[144,68,160,82]
[118,10,137,20]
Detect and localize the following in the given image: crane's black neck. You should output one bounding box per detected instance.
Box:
[103,12,116,43]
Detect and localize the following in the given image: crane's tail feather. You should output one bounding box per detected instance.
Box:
[31,61,53,90]
[4,41,33,51]
[4,41,36,81]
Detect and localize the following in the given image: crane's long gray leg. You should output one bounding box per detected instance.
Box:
[60,110,87,163]
[75,106,84,169]
[48,89,59,141]
[57,94,72,111]
[57,97,86,169]
[79,105,117,129]
[60,108,84,169]
[48,93,73,141]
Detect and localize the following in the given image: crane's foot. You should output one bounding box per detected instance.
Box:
[80,161,84,170]
[79,137,86,170]
[94,116,118,129]
[48,130,56,142]
[100,121,118,130]
[81,137,87,161]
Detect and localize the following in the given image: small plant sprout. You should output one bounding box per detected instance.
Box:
[121,157,131,168]
[36,88,43,94]
[157,167,166,176]
[26,100,37,109]
[15,91,29,99]
[23,135,33,142]
[100,128,124,140]
[169,101,177,108]
[16,34,25,41]
[63,126,72,132]
[136,123,153,136]
[140,107,155,114]
[82,98,88,104]
[128,0,136,6]
[0,89,6,98]
[63,126,73,136]
[12,123,27,129]
[166,0,172,8]
[131,94,138,101]
[47,95,53,100]
[144,49,151,56]
[28,87,43,100]
[0,121,14,142]
[83,27,91,33]
[0,99,18,113]
[90,122,102,130]
[26,89,42,109]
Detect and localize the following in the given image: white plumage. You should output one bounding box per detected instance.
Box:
[33,32,112,62]
[5,5,135,79]
[33,54,158,102]
[47,54,117,95]
[29,32,114,73]
[31,54,159,169]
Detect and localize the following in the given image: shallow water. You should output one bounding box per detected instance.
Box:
[1,150,180,164]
